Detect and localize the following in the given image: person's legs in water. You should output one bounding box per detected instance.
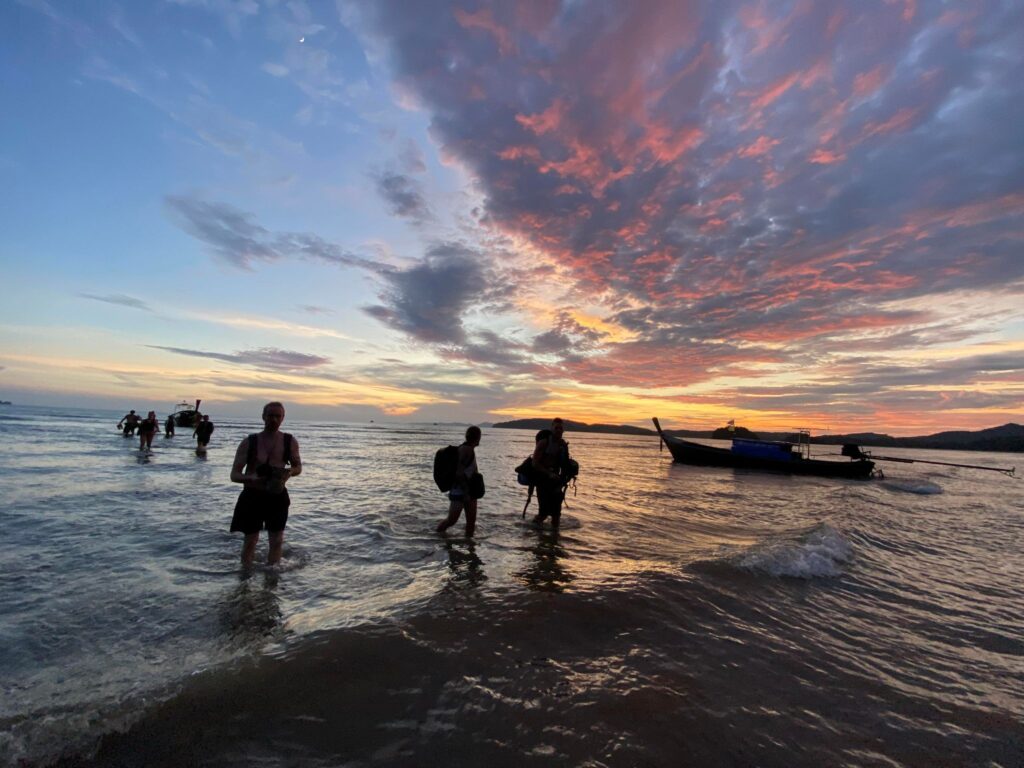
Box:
[437,497,465,533]
[241,532,260,566]
[463,497,478,537]
[533,481,559,526]
[267,530,284,564]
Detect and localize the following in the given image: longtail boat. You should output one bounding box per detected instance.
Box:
[652,418,876,479]
[172,399,201,428]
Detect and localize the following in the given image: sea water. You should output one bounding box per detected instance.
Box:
[0,405,1021,767]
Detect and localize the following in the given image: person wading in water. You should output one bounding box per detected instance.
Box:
[229,402,302,566]
[531,417,571,529]
[436,426,482,538]
[138,411,159,450]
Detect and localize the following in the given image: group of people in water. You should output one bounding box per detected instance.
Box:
[120,402,575,569]
[435,417,576,540]
[117,409,215,452]
[229,406,575,567]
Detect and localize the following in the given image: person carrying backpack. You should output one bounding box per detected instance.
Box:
[531,417,573,529]
[436,426,483,538]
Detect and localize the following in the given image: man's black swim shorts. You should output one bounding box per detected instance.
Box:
[230,488,290,534]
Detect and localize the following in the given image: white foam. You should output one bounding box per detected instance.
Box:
[736,523,853,578]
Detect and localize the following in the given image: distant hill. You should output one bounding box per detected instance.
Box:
[492,418,655,435]
[813,423,1024,452]
[493,419,1024,452]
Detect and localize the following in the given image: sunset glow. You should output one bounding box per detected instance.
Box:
[1,1,1022,434]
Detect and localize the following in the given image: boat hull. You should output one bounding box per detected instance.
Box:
[661,435,875,479]
[173,410,198,428]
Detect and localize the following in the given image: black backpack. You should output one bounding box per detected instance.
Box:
[433,445,459,492]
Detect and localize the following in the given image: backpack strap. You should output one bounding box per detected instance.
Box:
[249,433,293,467]
[246,434,258,468]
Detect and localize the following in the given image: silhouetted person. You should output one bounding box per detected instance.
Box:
[165,414,175,437]
[194,414,214,450]
[531,418,571,529]
[118,410,139,436]
[138,411,158,450]
[229,402,302,566]
[437,426,482,538]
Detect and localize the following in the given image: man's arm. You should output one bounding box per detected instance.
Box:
[531,438,546,465]
[287,437,301,478]
[230,438,251,484]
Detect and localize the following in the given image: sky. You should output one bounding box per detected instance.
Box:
[1,0,1023,435]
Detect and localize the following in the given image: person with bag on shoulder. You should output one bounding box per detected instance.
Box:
[436,425,483,538]
[531,417,571,529]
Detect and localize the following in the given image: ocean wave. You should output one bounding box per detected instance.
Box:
[685,523,854,579]
[729,523,854,579]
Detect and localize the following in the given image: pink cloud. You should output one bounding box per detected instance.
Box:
[852,66,888,99]
[738,135,779,159]
[453,7,515,56]
[515,98,568,135]
[861,107,920,139]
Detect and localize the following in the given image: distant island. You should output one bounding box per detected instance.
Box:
[492,419,1024,452]
[492,418,655,436]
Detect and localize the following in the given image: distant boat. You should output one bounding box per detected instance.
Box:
[652,418,876,479]
[0,400,11,405]
[172,399,201,428]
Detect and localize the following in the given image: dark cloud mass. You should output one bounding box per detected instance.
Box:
[165,195,381,271]
[149,345,331,370]
[167,193,506,353]
[352,0,1024,406]
[374,171,430,219]
[363,242,491,344]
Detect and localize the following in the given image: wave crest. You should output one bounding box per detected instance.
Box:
[734,523,853,578]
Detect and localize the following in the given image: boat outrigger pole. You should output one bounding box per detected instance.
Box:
[869,454,1013,477]
[842,445,1015,476]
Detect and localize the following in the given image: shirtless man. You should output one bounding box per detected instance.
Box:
[118,410,140,436]
[229,402,302,566]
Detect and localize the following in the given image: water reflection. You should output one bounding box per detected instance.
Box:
[517,528,575,593]
[444,540,486,588]
[218,570,284,649]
